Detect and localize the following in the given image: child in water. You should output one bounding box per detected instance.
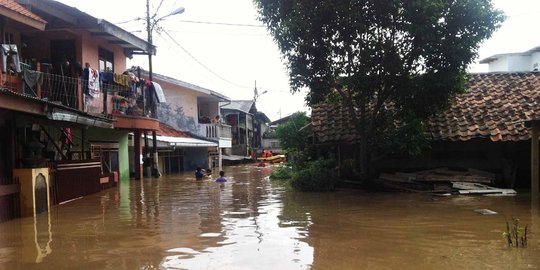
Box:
[195,167,205,180]
[215,171,227,182]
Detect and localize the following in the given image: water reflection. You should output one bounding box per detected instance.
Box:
[0,165,538,269]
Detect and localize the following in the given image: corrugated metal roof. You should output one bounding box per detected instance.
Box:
[221,100,254,114]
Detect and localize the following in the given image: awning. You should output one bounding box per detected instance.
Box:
[157,135,217,147]
[49,108,113,128]
[222,154,251,161]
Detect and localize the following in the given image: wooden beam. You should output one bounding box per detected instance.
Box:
[532,123,539,196]
[0,184,19,197]
[0,92,45,115]
[0,7,46,30]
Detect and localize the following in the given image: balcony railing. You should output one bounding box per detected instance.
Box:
[197,123,232,140]
[2,66,155,119]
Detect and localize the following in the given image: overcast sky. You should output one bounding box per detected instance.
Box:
[57,0,540,121]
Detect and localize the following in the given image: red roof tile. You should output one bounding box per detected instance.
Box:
[0,0,47,24]
[312,72,540,143]
[429,73,540,142]
[157,123,190,138]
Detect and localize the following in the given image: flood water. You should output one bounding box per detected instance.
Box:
[0,164,540,269]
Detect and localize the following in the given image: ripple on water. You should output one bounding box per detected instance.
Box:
[199,233,221,238]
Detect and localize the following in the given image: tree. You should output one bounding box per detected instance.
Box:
[276,112,310,151]
[255,0,504,178]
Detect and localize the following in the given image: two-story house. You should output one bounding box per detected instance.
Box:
[132,69,232,173]
[221,100,256,158]
[0,0,156,221]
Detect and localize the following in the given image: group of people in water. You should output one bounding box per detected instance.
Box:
[195,167,227,182]
[261,149,273,158]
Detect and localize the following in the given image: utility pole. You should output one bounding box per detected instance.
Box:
[145,0,159,177]
[144,1,184,177]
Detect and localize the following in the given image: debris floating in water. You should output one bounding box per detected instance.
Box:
[474,209,498,215]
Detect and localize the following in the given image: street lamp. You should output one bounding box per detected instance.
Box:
[145,1,184,177]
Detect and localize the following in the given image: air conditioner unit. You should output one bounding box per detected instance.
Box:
[13,168,50,217]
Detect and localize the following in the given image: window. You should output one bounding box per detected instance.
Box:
[98,48,114,72]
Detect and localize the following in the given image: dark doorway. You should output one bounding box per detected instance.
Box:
[35,173,48,214]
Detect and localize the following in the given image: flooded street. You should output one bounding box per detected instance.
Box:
[0,164,539,269]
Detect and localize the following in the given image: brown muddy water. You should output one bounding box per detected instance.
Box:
[0,164,539,270]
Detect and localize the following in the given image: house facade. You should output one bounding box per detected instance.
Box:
[310,72,540,189]
[480,45,540,72]
[134,69,232,173]
[220,100,257,158]
[0,0,156,221]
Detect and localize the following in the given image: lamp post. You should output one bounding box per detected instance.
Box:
[145,1,185,177]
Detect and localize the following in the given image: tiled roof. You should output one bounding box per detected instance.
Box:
[311,103,361,143]
[0,0,47,24]
[429,72,540,142]
[311,72,540,143]
[157,123,190,138]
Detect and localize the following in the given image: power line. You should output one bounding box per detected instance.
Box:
[176,20,265,28]
[159,29,252,89]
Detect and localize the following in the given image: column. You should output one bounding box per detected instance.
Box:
[134,131,143,180]
[532,122,539,196]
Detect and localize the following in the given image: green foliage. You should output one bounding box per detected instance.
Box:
[270,165,293,180]
[290,159,337,192]
[255,0,504,174]
[276,112,310,151]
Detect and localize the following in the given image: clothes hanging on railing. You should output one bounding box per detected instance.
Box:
[86,67,100,97]
[1,44,21,73]
[100,71,113,83]
[22,69,43,88]
[113,73,130,87]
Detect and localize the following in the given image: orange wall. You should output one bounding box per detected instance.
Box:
[79,30,127,72]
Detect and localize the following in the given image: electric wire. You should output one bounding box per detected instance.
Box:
[175,20,265,27]
[159,29,252,89]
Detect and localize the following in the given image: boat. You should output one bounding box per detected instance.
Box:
[257,154,286,163]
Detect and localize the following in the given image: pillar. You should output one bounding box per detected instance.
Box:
[532,122,539,197]
[152,131,160,177]
[134,131,143,180]
[218,147,223,172]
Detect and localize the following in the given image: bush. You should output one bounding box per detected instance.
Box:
[270,165,293,180]
[290,159,336,192]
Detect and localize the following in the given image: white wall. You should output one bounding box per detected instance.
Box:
[507,55,531,71]
[488,54,536,72]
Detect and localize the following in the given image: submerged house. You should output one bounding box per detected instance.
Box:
[134,69,232,173]
[311,72,540,189]
[221,100,256,158]
[0,0,156,221]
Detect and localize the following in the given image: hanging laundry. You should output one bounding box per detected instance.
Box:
[64,128,72,145]
[22,69,43,88]
[87,67,100,97]
[113,73,130,87]
[100,71,113,83]
[1,44,21,73]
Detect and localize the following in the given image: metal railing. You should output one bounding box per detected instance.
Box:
[3,68,155,119]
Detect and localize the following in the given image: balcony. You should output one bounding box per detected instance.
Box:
[1,64,159,130]
[196,123,232,148]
